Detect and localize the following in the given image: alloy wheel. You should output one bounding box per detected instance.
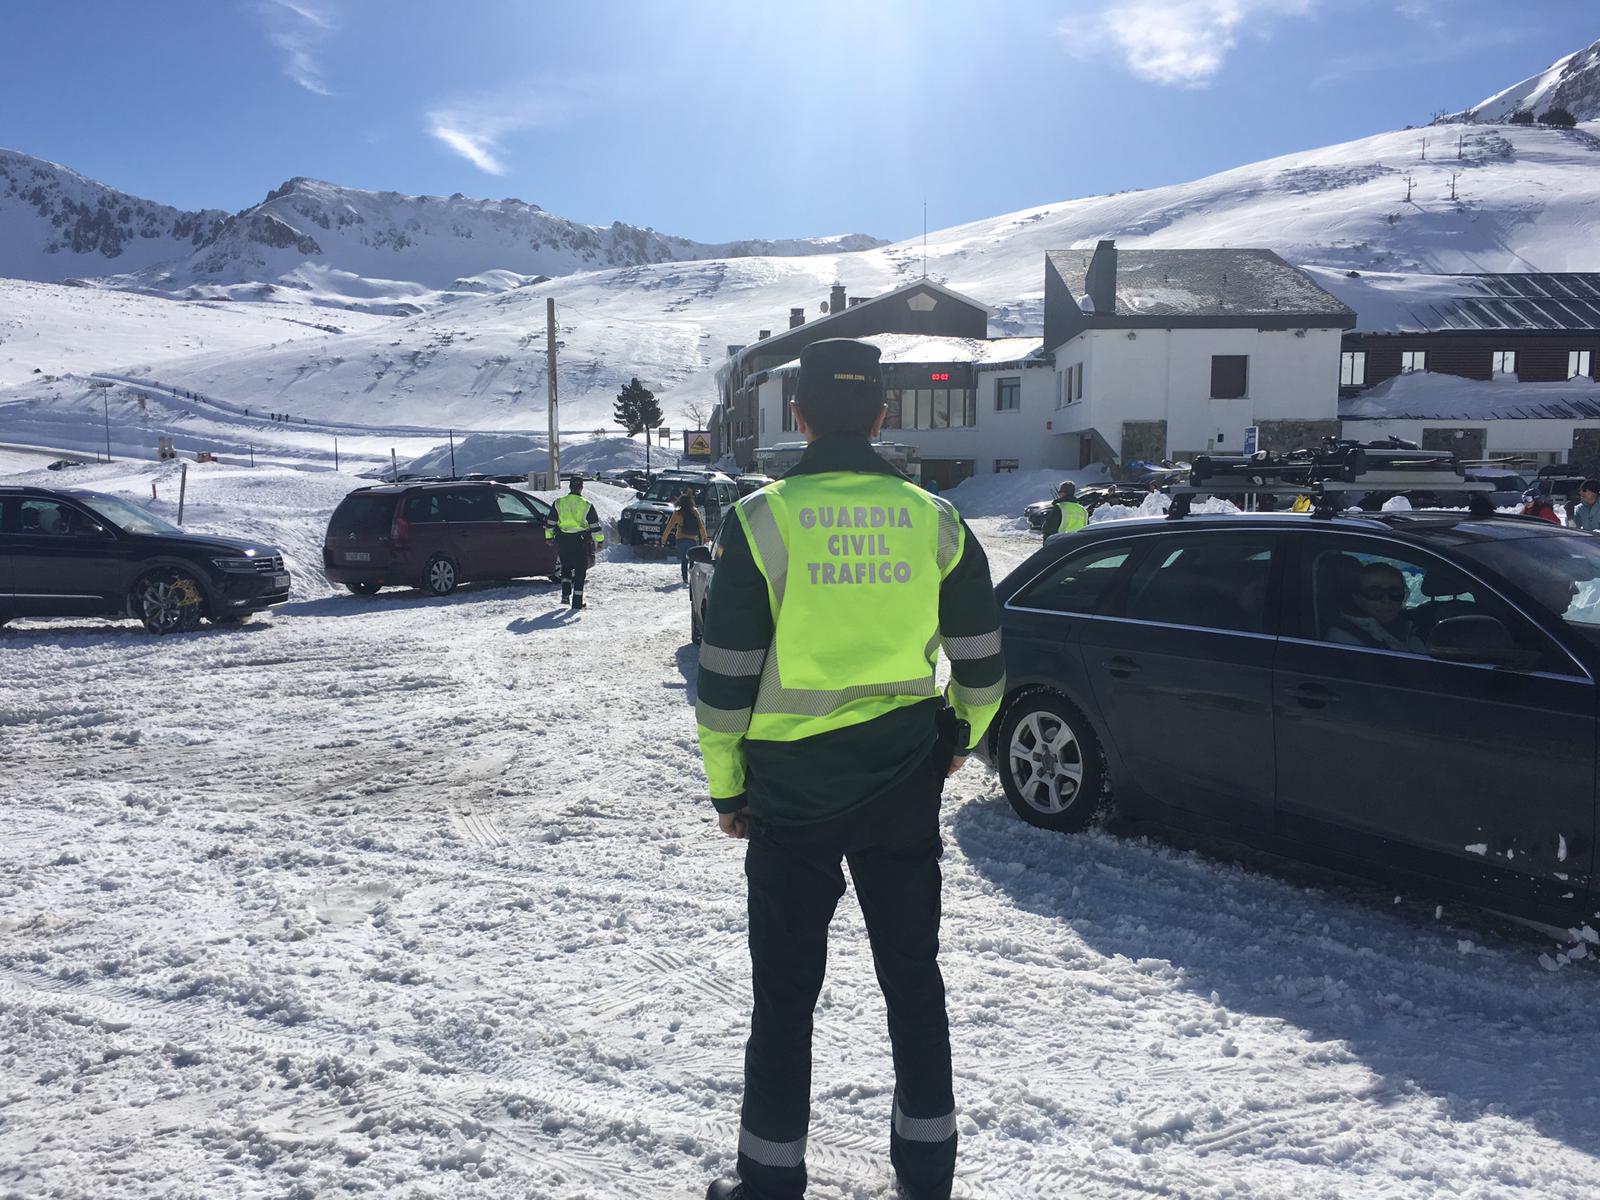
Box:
[1007,710,1085,815]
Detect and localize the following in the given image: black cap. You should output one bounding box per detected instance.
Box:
[796,339,884,435]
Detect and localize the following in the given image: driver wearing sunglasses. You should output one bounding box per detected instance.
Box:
[1327,561,1426,652]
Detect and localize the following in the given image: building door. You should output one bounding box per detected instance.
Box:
[920,459,975,491]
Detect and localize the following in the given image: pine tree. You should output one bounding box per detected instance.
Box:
[614,377,664,472]
[1539,106,1577,129]
[1508,109,1535,126]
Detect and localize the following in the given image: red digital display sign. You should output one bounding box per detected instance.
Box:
[930,372,949,382]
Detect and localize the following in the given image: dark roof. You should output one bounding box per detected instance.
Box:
[1047,248,1354,321]
[1368,273,1600,333]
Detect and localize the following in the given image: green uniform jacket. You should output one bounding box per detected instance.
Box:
[695,434,1004,825]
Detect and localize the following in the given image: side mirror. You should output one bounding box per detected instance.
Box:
[1427,615,1522,667]
[685,545,714,566]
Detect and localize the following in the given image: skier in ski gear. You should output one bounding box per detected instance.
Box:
[696,338,1004,1200]
[546,477,605,608]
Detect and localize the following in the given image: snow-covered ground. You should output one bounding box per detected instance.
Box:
[3,459,1599,1199]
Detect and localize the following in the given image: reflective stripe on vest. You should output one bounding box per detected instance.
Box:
[735,474,963,743]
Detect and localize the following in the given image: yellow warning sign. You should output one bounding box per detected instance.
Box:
[685,430,712,459]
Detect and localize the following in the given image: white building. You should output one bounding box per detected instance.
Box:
[1042,242,1356,467]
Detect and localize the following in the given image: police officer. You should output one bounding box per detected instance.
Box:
[1040,479,1088,539]
[696,339,1005,1200]
[545,475,605,608]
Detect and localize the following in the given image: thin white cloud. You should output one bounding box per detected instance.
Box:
[425,87,584,176]
[1065,0,1316,88]
[259,0,338,96]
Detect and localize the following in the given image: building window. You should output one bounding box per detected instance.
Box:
[995,376,1020,411]
[1210,355,1248,399]
[1492,350,1517,376]
[1058,363,1084,406]
[760,408,766,433]
[1571,350,1593,379]
[884,389,902,429]
[1056,372,1066,409]
[994,458,1019,473]
[1401,350,1427,374]
[1075,362,1084,401]
[1340,351,1367,387]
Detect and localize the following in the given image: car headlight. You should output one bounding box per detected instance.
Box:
[211,555,259,572]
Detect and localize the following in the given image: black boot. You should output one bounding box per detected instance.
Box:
[560,584,572,604]
[571,592,585,610]
[705,1180,746,1200]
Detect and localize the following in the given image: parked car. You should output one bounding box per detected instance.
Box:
[735,473,775,496]
[686,535,720,643]
[1024,483,1155,529]
[0,485,290,633]
[323,481,559,597]
[619,471,739,548]
[983,507,1600,925]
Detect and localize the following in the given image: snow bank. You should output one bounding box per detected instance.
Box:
[940,466,1109,518]
[401,434,675,479]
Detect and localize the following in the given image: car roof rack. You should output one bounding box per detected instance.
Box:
[1169,440,1495,520]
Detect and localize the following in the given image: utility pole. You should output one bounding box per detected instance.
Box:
[1449,171,1460,201]
[1405,173,1415,202]
[333,436,340,471]
[448,430,456,479]
[1420,136,1428,161]
[391,447,399,483]
[546,297,560,485]
[102,388,112,462]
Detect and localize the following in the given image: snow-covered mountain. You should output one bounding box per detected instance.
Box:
[1444,37,1600,123]
[0,149,228,283]
[0,150,886,313]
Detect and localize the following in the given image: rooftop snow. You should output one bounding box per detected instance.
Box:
[1047,248,1354,320]
[1341,370,1600,421]
[1308,267,1600,333]
[764,333,1044,373]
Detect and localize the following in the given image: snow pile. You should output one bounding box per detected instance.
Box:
[941,466,1109,518]
[401,434,675,479]
[1093,493,1240,524]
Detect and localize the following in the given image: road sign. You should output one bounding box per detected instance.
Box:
[685,430,711,459]
[1242,425,1260,455]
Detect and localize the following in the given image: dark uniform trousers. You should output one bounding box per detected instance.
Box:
[554,531,590,599]
[738,749,957,1200]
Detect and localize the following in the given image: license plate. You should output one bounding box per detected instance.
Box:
[344,551,370,562]
[272,573,291,588]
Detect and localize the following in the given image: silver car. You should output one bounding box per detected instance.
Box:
[685,525,725,644]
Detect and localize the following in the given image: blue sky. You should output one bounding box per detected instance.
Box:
[2,1,1593,244]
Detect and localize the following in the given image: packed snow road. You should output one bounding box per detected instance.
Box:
[2,470,1599,1199]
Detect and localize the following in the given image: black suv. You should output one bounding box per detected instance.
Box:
[984,507,1600,926]
[0,486,291,634]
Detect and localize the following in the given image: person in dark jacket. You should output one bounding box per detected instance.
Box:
[662,491,708,583]
[1570,480,1600,532]
[696,339,1004,1200]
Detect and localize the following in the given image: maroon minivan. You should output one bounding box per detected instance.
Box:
[323,482,561,596]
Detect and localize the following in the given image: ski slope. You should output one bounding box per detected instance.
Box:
[1,458,1597,1199]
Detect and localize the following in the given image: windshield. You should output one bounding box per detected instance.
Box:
[76,493,184,536]
[1455,534,1600,647]
[642,479,706,503]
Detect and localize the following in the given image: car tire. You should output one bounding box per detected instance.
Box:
[424,554,459,597]
[134,568,206,635]
[996,691,1107,833]
[345,582,381,596]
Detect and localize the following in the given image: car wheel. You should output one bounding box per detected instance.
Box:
[135,569,205,635]
[345,582,381,596]
[997,692,1106,832]
[424,554,459,596]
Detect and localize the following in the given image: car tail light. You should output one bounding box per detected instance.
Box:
[391,506,410,545]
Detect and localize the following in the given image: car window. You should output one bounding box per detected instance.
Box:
[1012,541,1140,615]
[19,499,103,539]
[1123,533,1276,633]
[441,488,500,522]
[1454,534,1600,658]
[403,492,446,523]
[1299,534,1566,671]
[330,493,396,537]
[494,490,540,521]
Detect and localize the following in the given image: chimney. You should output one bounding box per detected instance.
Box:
[829,282,847,314]
[1085,240,1117,317]
[758,329,770,340]
[789,307,805,329]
